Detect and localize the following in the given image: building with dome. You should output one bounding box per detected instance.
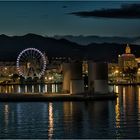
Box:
[118,44,138,71]
[108,44,139,83]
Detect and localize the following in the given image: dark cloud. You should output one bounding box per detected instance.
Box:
[70,4,140,19]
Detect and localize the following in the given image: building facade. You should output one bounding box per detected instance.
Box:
[118,44,137,71]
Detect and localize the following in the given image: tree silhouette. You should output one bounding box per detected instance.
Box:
[123,67,138,83]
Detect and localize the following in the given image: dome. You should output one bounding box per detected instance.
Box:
[121,53,135,58]
[121,44,135,58]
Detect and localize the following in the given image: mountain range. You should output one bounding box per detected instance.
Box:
[54,35,140,45]
[0,33,140,62]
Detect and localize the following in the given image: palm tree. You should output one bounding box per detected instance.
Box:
[123,67,138,83]
[11,74,19,82]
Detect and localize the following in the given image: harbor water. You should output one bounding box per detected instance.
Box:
[0,85,140,138]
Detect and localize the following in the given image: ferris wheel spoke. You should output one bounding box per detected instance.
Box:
[32,49,36,58]
[34,51,41,59]
[24,50,32,59]
[31,49,35,59]
[21,52,29,60]
[36,55,42,61]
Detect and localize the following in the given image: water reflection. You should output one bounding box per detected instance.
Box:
[115,97,120,128]
[0,84,62,93]
[113,85,140,138]
[62,101,116,138]
[0,101,117,139]
[4,104,9,128]
[48,103,54,139]
[2,86,140,138]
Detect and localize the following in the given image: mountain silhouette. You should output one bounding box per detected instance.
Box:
[54,35,140,45]
[0,33,140,62]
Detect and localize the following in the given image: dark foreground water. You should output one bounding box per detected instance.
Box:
[0,85,140,139]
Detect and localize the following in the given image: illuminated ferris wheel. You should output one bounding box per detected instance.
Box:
[16,48,47,79]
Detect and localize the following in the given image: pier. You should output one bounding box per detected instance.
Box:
[0,92,117,102]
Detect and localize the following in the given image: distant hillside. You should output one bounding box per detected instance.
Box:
[84,42,140,62]
[54,35,140,45]
[0,33,84,61]
[0,33,140,62]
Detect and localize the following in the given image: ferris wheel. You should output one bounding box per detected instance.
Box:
[16,48,47,79]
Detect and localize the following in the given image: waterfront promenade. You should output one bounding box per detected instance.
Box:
[0,92,117,102]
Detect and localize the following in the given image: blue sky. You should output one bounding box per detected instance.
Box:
[0,1,140,37]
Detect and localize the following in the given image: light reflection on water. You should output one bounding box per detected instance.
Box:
[0,84,62,93]
[4,104,9,129]
[1,86,140,138]
[48,103,54,139]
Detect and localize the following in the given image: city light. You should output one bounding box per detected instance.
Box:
[114,70,119,74]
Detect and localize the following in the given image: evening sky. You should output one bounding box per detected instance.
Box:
[0,1,140,37]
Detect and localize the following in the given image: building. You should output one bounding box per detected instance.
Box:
[108,63,120,82]
[0,61,17,77]
[108,44,139,83]
[118,44,137,71]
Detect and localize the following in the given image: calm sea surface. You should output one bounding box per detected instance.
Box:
[0,85,140,139]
